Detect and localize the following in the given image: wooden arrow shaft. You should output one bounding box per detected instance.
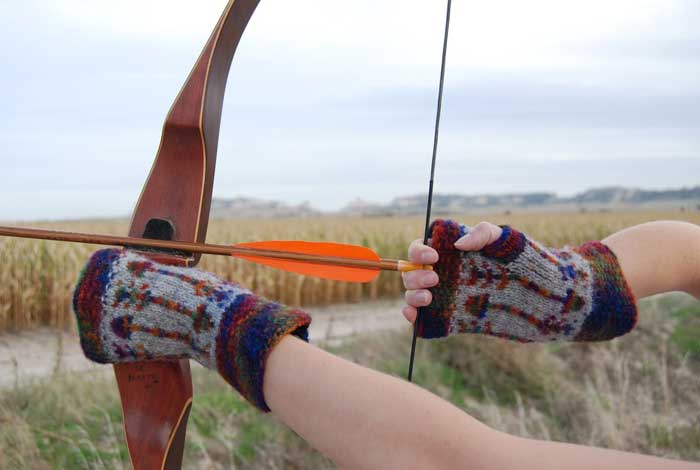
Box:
[0,225,419,272]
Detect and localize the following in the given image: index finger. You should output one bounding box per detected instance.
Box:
[408,238,438,264]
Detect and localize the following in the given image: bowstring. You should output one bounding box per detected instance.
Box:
[407,0,452,382]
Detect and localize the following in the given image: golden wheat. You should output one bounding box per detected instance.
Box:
[1,211,698,333]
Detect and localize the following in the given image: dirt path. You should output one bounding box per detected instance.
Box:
[0,299,406,388]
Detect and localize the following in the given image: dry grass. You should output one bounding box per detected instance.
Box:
[345,293,700,463]
[1,210,698,468]
[1,293,698,468]
[1,211,698,333]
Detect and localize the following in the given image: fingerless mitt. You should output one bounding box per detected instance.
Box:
[73,248,311,411]
[418,220,637,342]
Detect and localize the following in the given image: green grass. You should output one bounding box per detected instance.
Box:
[0,373,127,469]
[1,293,699,468]
[0,368,333,470]
[671,304,700,360]
[335,292,700,462]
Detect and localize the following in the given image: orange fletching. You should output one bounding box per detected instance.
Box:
[233,240,382,283]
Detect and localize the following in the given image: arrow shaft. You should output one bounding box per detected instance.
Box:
[0,225,412,272]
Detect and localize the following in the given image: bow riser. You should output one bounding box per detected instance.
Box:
[116,1,261,469]
[130,0,261,256]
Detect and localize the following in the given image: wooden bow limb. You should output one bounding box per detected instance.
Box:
[116,1,261,468]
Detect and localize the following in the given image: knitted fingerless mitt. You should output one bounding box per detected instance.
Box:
[419,220,637,342]
[73,248,310,411]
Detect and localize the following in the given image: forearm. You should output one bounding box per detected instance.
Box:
[603,221,700,299]
[263,336,698,469]
[506,435,699,470]
[263,335,500,469]
[260,221,700,468]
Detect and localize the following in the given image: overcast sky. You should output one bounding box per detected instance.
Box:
[1,0,699,221]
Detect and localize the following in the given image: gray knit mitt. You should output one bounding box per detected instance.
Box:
[418,220,638,342]
[73,248,311,411]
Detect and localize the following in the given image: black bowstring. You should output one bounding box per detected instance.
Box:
[407,0,452,382]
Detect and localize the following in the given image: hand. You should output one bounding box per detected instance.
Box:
[402,222,503,323]
[410,219,637,342]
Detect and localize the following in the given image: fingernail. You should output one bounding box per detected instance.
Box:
[417,292,430,303]
[422,272,438,286]
[421,251,437,263]
[454,235,470,248]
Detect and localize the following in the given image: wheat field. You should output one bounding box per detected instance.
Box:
[1,211,698,333]
[1,210,700,468]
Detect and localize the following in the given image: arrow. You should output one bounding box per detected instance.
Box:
[0,225,430,283]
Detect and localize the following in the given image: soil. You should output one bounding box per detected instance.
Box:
[0,299,407,388]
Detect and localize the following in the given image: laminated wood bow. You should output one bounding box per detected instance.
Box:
[0,1,453,467]
[113,0,451,466]
[115,1,261,468]
[3,1,449,468]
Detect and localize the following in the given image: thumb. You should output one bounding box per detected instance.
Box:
[454,222,502,251]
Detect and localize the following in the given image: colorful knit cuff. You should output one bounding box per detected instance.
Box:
[418,219,466,338]
[72,248,121,363]
[573,241,638,341]
[73,248,312,412]
[480,225,527,263]
[427,219,467,252]
[216,299,311,412]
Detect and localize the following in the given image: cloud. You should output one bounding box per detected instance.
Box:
[1,0,698,220]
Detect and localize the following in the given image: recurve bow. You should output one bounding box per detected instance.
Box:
[109,0,448,466]
[115,1,260,468]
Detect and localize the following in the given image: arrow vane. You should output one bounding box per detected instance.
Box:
[0,225,430,283]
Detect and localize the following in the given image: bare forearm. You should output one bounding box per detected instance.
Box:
[507,435,699,470]
[602,221,700,299]
[263,336,698,469]
[263,335,499,469]
[259,220,700,469]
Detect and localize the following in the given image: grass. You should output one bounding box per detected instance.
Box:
[406,294,700,461]
[1,210,699,467]
[671,305,700,359]
[1,293,699,468]
[0,367,333,470]
[1,210,699,333]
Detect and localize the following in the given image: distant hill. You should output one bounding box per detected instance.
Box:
[211,186,700,218]
[563,186,700,204]
[339,192,559,217]
[211,197,321,219]
[341,186,700,216]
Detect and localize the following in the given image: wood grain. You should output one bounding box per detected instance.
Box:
[115,1,261,468]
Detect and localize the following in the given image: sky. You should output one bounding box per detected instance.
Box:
[1,0,699,221]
